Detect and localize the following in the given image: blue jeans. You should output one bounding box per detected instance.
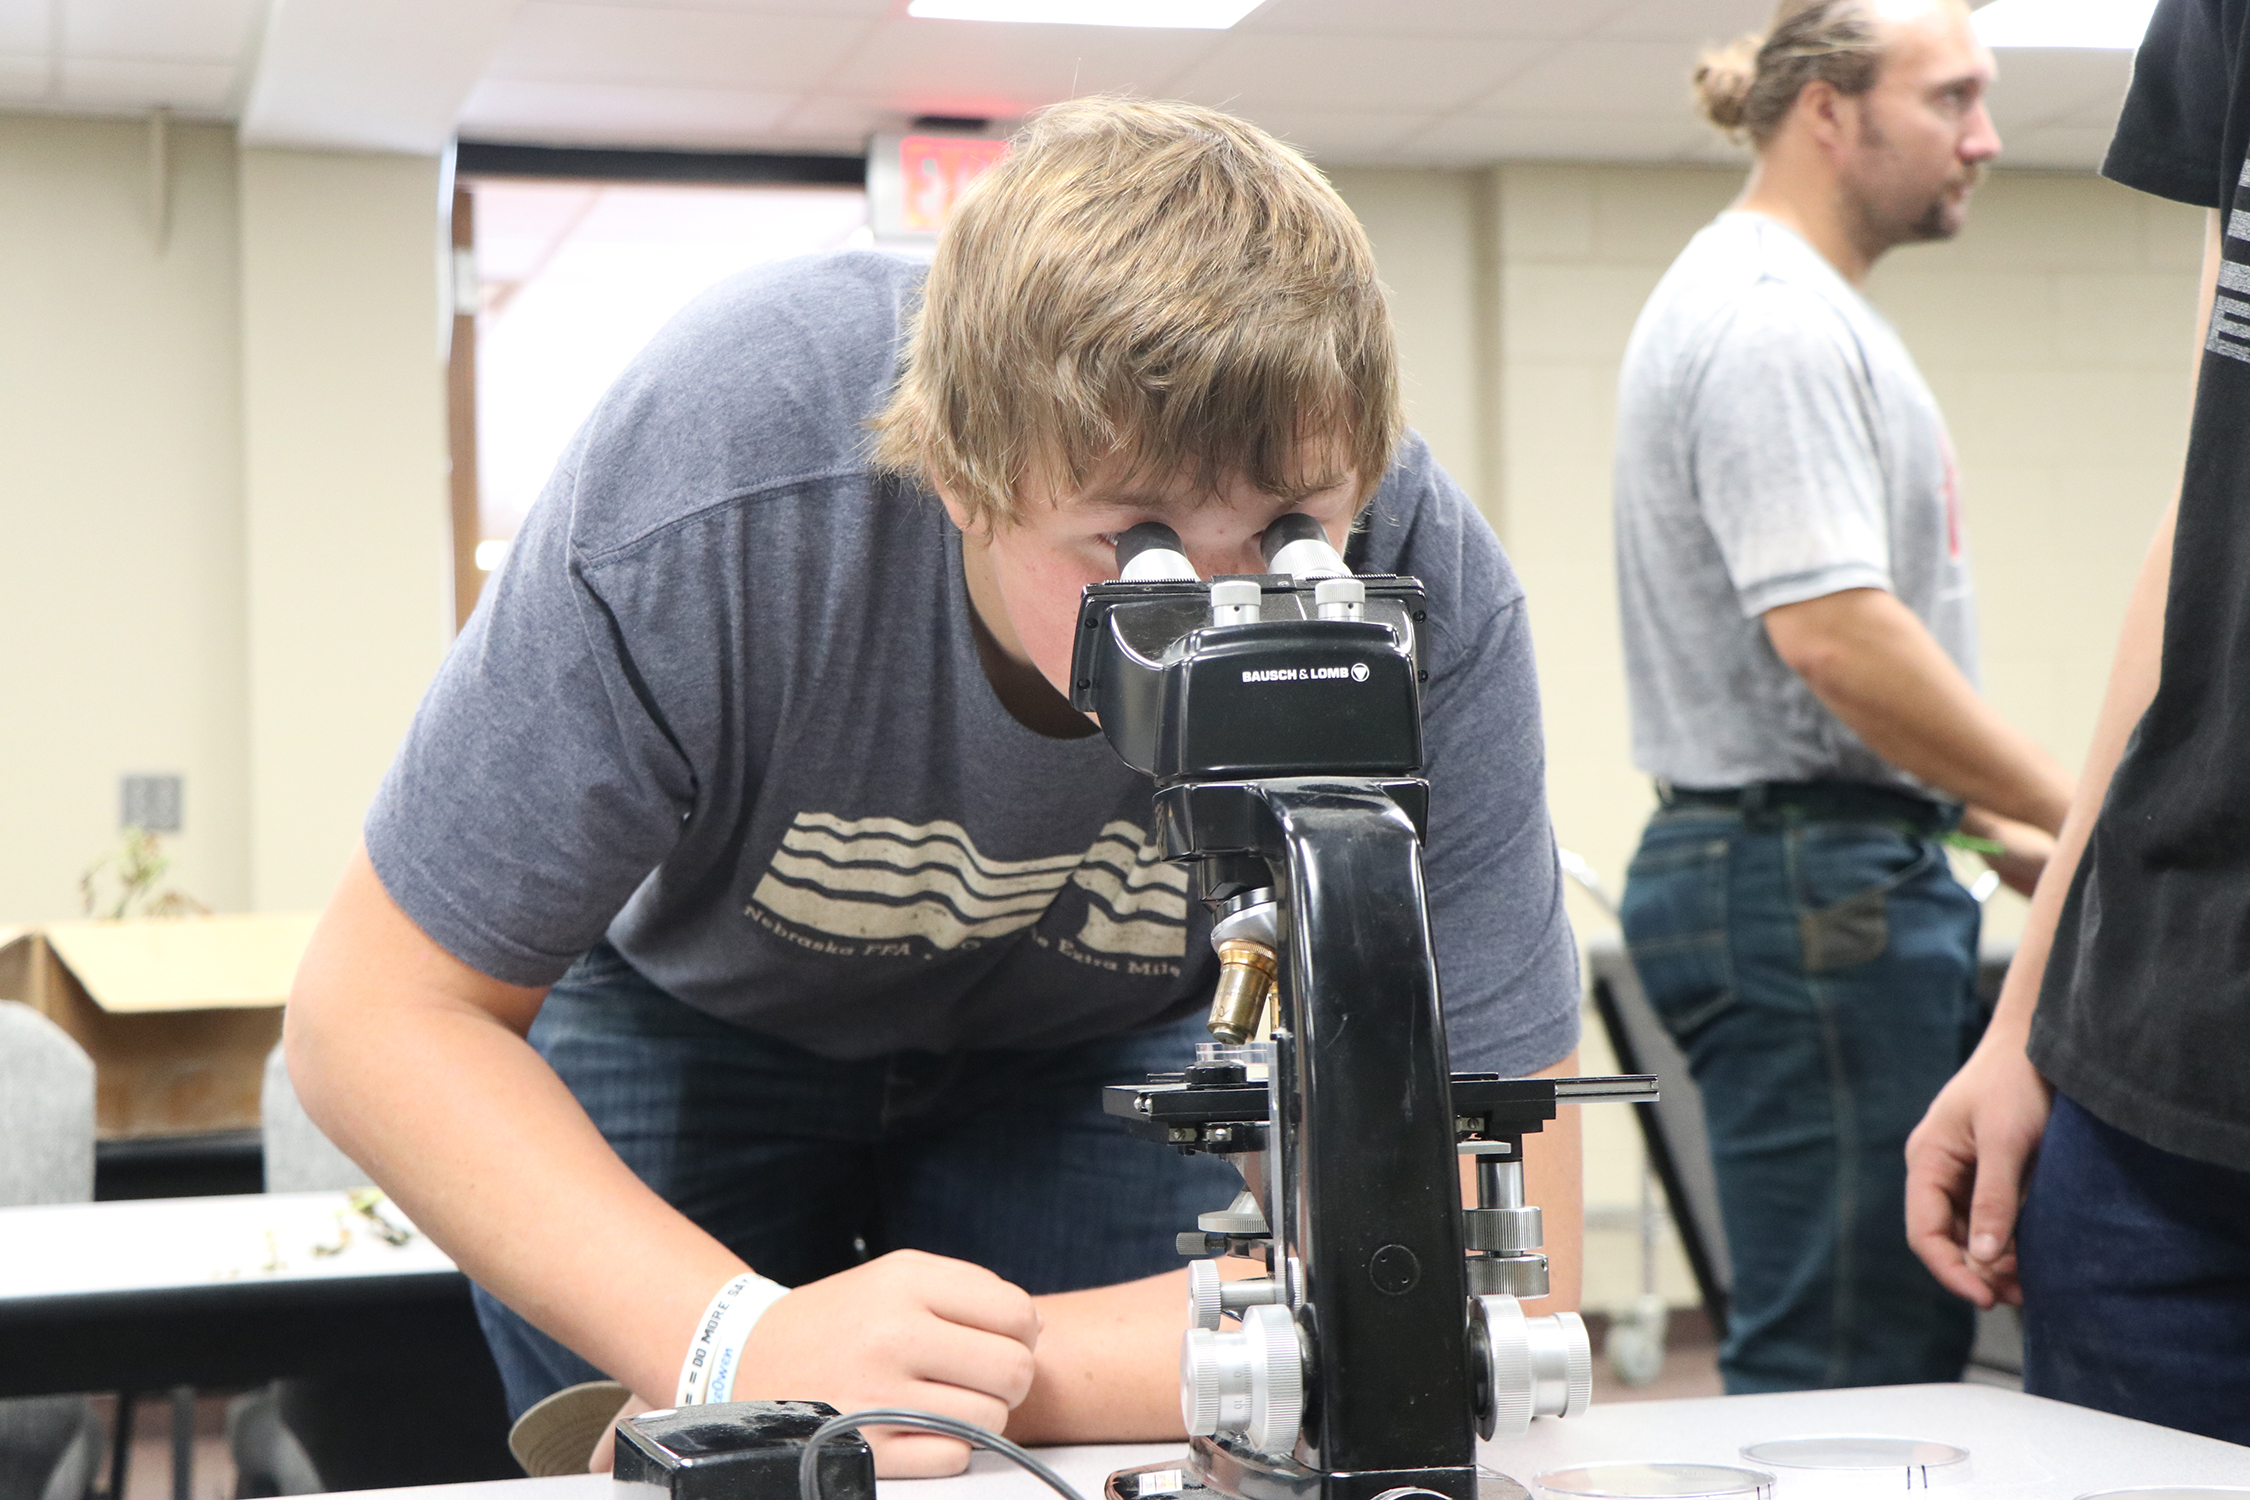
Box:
[1620,802,1980,1391]
[2019,1093,2250,1443]
[474,943,1240,1417]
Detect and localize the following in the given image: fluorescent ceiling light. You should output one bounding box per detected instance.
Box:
[1971,0,2158,49]
[907,0,1266,26]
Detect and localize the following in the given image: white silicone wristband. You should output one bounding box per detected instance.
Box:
[675,1271,791,1408]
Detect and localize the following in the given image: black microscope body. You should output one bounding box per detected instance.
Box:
[1075,520,1653,1500]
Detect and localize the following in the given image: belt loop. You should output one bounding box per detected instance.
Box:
[1741,782,1772,829]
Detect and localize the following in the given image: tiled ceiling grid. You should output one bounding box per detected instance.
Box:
[0,0,2139,170]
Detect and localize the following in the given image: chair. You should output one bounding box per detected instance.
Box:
[0,1002,106,1500]
[1584,938,1733,1335]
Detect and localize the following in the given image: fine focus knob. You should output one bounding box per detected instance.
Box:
[1189,1258,1224,1330]
[1474,1295,1593,1441]
[1189,1259,1290,1331]
[1180,1302,1304,1456]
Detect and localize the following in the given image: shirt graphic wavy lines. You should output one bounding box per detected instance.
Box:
[749,812,1188,956]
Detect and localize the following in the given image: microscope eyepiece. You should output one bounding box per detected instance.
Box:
[1115,522,1199,582]
[1260,513,1349,579]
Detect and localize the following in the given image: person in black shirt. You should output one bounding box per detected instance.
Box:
[1904,0,2250,1444]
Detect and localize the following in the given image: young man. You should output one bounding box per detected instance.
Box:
[1906,0,2250,1445]
[286,98,1584,1476]
[1611,0,2074,1392]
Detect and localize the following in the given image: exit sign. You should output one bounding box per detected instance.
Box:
[868,129,1013,242]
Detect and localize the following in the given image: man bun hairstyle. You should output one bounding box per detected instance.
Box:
[1693,0,1883,147]
[873,96,1402,528]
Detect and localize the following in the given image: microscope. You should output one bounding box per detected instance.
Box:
[1072,517,1658,1500]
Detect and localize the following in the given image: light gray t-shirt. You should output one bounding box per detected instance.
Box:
[365,250,1580,1073]
[1613,213,1978,789]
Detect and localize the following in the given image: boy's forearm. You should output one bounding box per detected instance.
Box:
[1009,1270,1192,1445]
[288,850,748,1405]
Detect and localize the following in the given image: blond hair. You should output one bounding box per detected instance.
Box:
[1694,0,1884,147]
[872,97,1401,528]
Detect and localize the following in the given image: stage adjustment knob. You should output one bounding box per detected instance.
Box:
[1180,1302,1304,1456]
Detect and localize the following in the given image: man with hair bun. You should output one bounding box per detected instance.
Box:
[1612,0,2072,1392]
[283,97,1584,1475]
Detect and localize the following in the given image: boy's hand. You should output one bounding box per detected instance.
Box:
[731,1250,1043,1477]
[1904,1037,2053,1308]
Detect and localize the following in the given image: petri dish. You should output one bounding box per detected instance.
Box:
[1740,1436,1970,1493]
[1535,1462,1776,1499]
[2077,1491,2250,1500]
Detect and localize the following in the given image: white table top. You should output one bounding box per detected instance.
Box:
[0,1191,458,1297]
[317,1384,2247,1500]
[1488,1384,2248,1497]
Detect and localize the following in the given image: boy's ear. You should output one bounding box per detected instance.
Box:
[932,482,978,537]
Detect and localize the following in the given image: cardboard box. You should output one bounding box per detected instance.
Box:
[0,913,317,1139]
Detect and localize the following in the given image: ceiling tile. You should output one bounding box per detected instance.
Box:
[550,0,894,11]
[64,0,262,62]
[0,2,48,53]
[1403,110,1709,163]
[836,18,1221,107]
[0,51,49,100]
[1225,105,1434,162]
[1596,0,1772,43]
[488,3,879,90]
[769,92,932,146]
[1467,38,1702,119]
[1166,31,1551,113]
[2054,94,2124,131]
[1986,46,2131,131]
[1988,125,2114,172]
[1239,0,1631,39]
[458,77,801,147]
[62,55,237,111]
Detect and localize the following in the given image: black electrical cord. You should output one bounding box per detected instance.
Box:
[796,1409,1092,1500]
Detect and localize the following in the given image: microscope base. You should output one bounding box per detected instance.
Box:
[1105,1436,1499,1500]
[1104,1455,1531,1500]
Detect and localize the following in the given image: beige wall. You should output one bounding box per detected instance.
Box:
[0,115,449,922]
[0,116,252,919]
[239,148,453,911]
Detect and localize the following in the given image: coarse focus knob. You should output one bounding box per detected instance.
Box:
[1180,1303,1304,1455]
[1473,1295,1592,1441]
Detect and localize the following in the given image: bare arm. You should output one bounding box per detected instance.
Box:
[1763,588,2073,833]
[1005,1051,1584,1444]
[291,848,1039,1477]
[1903,208,2215,1307]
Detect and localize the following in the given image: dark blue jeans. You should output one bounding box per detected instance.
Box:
[474,943,1240,1417]
[2019,1093,2250,1443]
[1620,802,1981,1392]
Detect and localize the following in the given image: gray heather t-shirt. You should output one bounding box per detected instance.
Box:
[366,250,1579,1072]
[1614,213,1978,789]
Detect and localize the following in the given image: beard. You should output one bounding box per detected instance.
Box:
[1904,162,1981,241]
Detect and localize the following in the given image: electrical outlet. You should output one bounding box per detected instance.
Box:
[121,774,183,833]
